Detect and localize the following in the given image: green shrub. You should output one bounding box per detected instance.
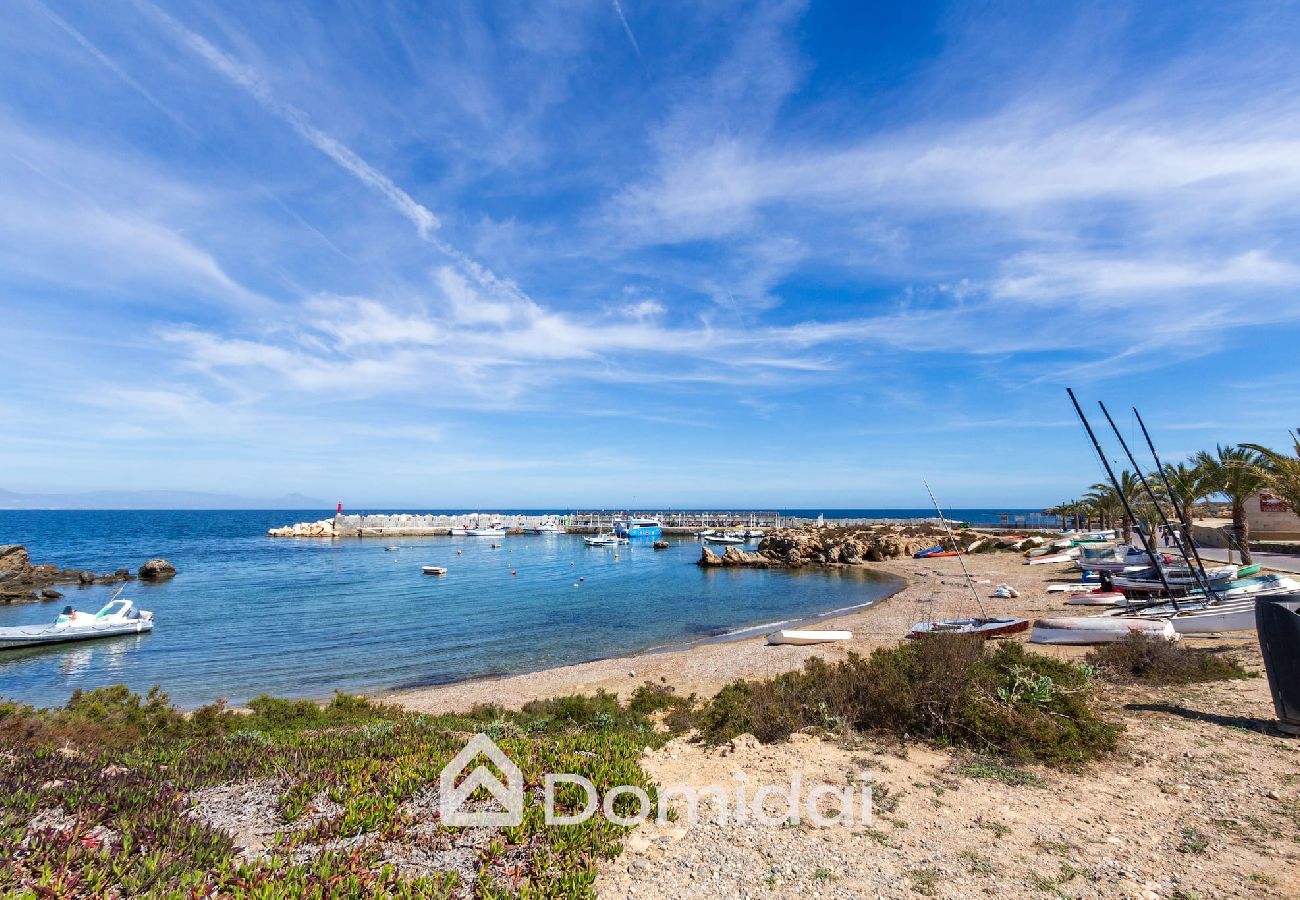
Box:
[691,635,1119,765]
[1086,633,1253,684]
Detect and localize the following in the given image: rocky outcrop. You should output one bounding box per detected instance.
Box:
[695,525,999,569]
[138,559,177,580]
[0,545,32,581]
[0,544,149,603]
[696,546,774,568]
[268,518,338,538]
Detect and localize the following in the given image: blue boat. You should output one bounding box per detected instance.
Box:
[615,517,662,540]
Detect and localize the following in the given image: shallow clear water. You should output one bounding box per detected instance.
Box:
[0,511,901,709]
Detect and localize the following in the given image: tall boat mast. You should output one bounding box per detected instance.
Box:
[1132,407,1211,580]
[1066,389,1179,607]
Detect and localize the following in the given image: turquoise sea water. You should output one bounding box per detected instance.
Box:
[0,511,903,709]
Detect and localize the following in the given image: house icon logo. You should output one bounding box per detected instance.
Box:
[439,733,524,827]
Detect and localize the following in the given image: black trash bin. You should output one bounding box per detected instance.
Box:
[1256,596,1300,735]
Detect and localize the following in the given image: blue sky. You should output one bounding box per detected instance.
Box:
[2,1,1299,509]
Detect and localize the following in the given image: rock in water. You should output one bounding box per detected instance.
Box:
[0,545,32,581]
[41,588,64,600]
[138,559,177,580]
[697,547,724,567]
[78,571,96,585]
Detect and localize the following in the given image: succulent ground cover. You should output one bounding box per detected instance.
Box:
[0,686,673,898]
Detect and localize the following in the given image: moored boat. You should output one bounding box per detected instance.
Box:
[0,598,154,650]
[585,534,627,546]
[704,532,746,545]
[422,566,447,575]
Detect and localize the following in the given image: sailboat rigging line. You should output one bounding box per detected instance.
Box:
[922,479,987,619]
[1133,407,1211,581]
[1099,402,1204,607]
[1066,388,1180,608]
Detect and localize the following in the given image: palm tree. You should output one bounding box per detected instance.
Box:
[1243,431,1300,517]
[1160,460,1214,532]
[1194,445,1267,565]
[1084,471,1143,543]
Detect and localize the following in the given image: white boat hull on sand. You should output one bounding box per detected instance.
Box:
[1065,591,1126,606]
[1048,583,1102,593]
[1031,616,1178,645]
[767,630,852,645]
[1027,553,1074,565]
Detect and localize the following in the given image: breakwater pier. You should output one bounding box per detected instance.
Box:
[266,509,1060,538]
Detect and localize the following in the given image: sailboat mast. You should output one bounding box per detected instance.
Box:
[922,480,987,618]
[1066,389,1180,606]
[1098,402,1198,608]
[1132,408,1211,580]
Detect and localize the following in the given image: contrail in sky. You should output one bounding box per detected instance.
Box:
[611,0,642,57]
[131,0,440,240]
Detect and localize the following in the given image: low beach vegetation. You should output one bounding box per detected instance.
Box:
[1085,633,1253,685]
[687,634,1120,765]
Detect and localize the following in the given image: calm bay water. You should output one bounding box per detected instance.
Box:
[0,511,902,709]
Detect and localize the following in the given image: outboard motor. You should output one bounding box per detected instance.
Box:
[1256,596,1300,735]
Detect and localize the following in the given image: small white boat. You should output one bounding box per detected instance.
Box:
[1027,552,1075,565]
[531,520,565,534]
[0,598,154,650]
[384,546,401,551]
[745,529,766,539]
[1030,615,1179,645]
[1111,564,1238,592]
[1066,591,1126,606]
[909,617,1029,638]
[422,566,447,575]
[585,534,627,546]
[766,629,852,646]
[1047,583,1101,593]
[449,525,469,536]
[466,524,507,537]
[704,532,746,545]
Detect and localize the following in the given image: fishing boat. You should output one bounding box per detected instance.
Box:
[421,565,447,575]
[466,522,507,537]
[766,629,852,646]
[1030,615,1178,645]
[909,617,1030,638]
[585,534,627,546]
[531,519,565,534]
[0,597,154,650]
[449,524,470,536]
[704,532,746,545]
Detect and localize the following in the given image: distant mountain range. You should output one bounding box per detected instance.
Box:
[0,488,330,510]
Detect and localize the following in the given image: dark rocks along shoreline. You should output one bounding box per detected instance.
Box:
[0,544,175,605]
